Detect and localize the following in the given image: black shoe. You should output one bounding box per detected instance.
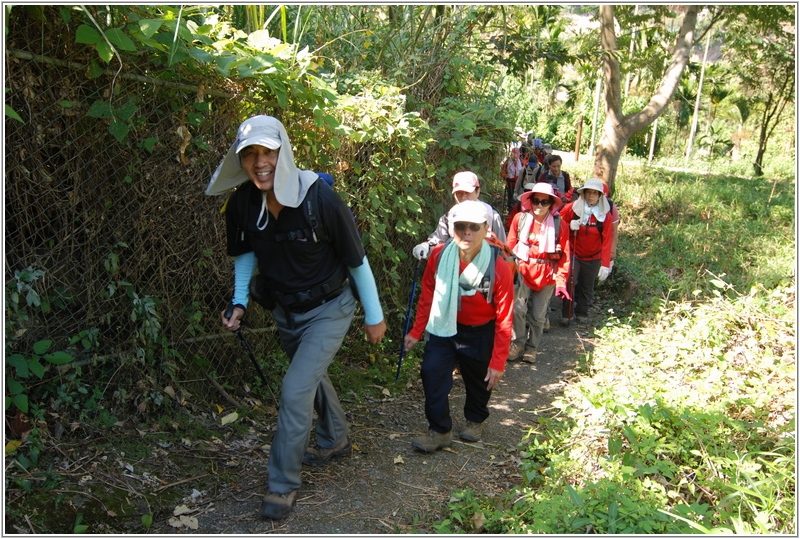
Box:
[260,489,298,520]
[302,436,352,467]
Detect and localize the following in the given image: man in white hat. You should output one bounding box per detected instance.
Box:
[207,115,387,520]
[403,200,514,451]
[411,171,506,260]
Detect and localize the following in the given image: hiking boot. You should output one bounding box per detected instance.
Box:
[522,348,536,363]
[411,429,452,452]
[260,489,298,520]
[507,343,522,362]
[543,314,551,333]
[302,436,352,467]
[460,421,483,442]
[559,317,571,327]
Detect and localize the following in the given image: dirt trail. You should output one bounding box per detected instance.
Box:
[6,305,597,535]
[177,308,594,535]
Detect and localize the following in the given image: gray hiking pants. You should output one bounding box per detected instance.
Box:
[512,282,555,352]
[267,285,355,493]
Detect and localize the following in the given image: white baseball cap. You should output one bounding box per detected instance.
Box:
[450,200,488,224]
[234,115,282,153]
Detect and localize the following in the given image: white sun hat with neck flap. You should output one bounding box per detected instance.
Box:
[205,115,317,208]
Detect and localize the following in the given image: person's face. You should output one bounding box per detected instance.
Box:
[453,189,479,204]
[529,194,553,220]
[453,221,488,256]
[511,148,520,159]
[240,144,280,192]
[548,159,562,176]
[584,189,601,206]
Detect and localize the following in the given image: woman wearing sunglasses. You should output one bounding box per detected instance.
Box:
[403,200,514,452]
[505,183,572,363]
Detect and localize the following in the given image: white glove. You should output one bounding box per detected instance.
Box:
[412,242,431,260]
[598,266,611,281]
[570,219,580,231]
[609,260,615,272]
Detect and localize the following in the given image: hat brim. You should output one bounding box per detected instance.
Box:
[577,179,605,193]
[205,142,249,196]
[520,188,563,211]
[235,136,282,153]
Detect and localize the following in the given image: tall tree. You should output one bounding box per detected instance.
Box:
[722,6,795,176]
[592,5,709,190]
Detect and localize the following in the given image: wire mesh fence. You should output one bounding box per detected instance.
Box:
[4,7,464,413]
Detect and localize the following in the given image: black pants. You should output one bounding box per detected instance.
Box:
[420,322,495,434]
[562,258,601,318]
[504,179,516,212]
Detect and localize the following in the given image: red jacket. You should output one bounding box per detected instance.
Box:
[559,202,613,267]
[506,211,570,291]
[409,243,514,372]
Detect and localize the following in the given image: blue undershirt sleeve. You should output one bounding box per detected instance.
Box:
[348,255,384,325]
[232,252,257,308]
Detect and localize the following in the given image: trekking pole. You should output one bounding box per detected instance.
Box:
[395,259,422,381]
[567,230,577,320]
[224,305,280,409]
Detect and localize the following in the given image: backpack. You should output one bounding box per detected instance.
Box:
[232,172,363,309]
[486,233,519,288]
[576,200,614,236]
[435,237,517,304]
[526,160,547,186]
[230,174,331,245]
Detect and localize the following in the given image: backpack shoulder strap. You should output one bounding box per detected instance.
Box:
[304,178,326,242]
[434,237,454,274]
[517,211,531,239]
[271,177,331,243]
[482,244,498,304]
[231,182,252,244]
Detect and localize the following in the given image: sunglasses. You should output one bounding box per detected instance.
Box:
[454,222,484,233]
[530,198,552,206]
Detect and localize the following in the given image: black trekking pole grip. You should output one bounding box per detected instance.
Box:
[395,259,422,381]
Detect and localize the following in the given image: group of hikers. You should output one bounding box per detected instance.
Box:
[206,116,618,520]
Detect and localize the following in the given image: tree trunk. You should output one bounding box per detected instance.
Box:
[592,5,699,192]
[753,71,793,177]
[685,31,712,164]
[754,94,772,176]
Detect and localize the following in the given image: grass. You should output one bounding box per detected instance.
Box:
[433,166,796,534]
[611,165,794,316]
